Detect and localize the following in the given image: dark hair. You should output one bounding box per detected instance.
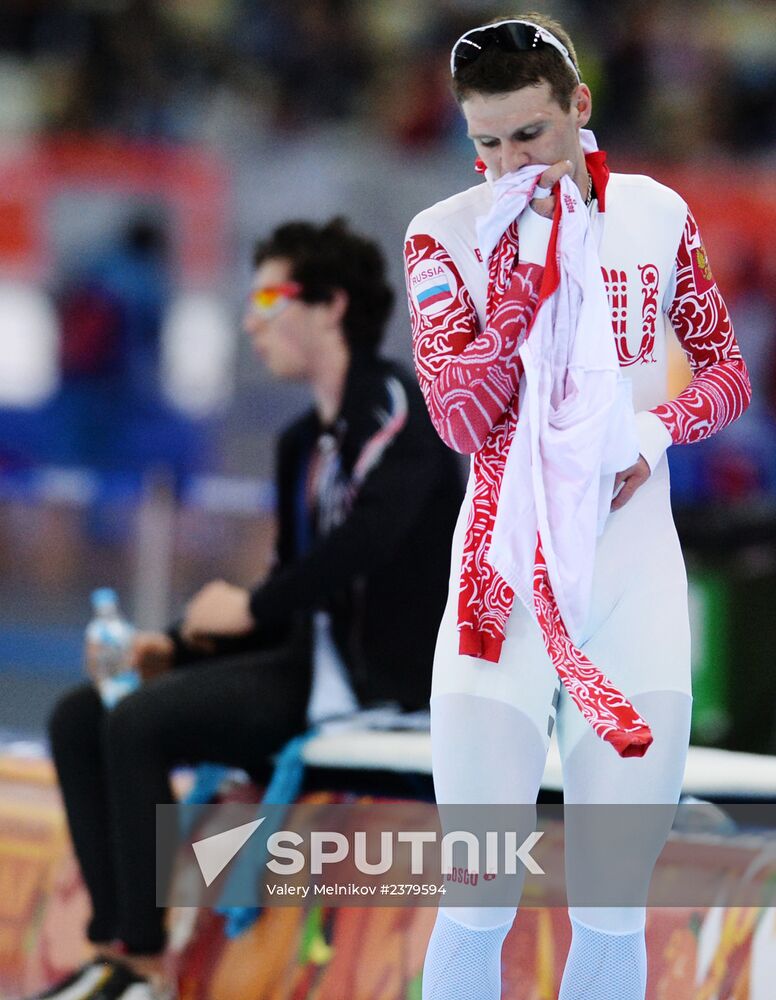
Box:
[452,12,580,111]
[252,217,394,353]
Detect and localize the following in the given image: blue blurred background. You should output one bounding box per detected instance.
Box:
[0,0,774,749]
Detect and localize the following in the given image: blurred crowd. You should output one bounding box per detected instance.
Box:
[0,0,773,158]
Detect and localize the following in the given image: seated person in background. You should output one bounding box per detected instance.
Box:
[39,218,463,1000]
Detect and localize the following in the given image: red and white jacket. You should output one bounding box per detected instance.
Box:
[404,152,751,752]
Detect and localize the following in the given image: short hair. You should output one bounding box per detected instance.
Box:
[252,218,394,353]
[452,12,581,111]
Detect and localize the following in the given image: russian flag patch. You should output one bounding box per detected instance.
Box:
[409,259,459,318]
[417,282,453,311]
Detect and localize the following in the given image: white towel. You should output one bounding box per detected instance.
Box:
[483,138,639,643]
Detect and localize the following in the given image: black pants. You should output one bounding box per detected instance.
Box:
[48,638,311,955]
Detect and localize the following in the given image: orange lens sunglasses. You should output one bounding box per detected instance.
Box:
[250,281,303,317]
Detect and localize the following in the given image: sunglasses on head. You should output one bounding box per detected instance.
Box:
[250,281,303,318]
[450,19,580,83]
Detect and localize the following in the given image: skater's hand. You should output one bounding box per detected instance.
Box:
[182,580,254,643]
[611,456,650,511]
[530,160,575,219]
[130,632,175,680]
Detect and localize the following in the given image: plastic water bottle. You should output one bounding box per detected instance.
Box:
[85,588,139,708]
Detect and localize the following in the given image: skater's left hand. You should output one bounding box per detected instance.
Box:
[611,455,650,511]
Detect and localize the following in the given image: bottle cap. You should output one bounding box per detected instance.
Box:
[91,588,118,612]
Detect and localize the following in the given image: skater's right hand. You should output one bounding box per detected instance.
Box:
[530,160,575,218]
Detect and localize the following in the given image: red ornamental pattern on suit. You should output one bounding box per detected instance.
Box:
[462,231,538,659]
[602,268,627,347]
[638,264,660,364]
[652,211,751,443]
[405,227,544,661]
[601,264,660,366]
[532,542,652,757]
[405,227,536,456]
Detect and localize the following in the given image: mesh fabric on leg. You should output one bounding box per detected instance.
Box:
[422,909,513,1000]
[558,914,647,1000]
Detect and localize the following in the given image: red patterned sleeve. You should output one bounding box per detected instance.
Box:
[651,210,751,443]
[403,231,541,454]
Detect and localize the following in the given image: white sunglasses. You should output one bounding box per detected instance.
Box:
[450,19,581,84]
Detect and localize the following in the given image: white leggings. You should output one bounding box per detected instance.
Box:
[422,690,692,999]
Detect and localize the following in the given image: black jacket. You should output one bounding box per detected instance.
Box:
[248,352,462,710]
